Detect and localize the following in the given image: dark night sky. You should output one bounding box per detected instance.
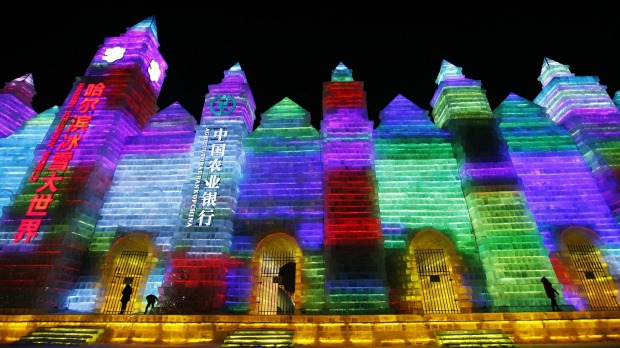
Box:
[2,2,618,130]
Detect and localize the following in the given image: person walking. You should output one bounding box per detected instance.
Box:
[541,276,561,311]
[144,294,158,314]
[119,284,133,314]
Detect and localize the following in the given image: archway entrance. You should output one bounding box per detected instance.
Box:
[562,228,620,311]
[409,230,462,314]
[251,233,302,315]
[100,233,153,314]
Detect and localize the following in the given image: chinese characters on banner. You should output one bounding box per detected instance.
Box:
[187,126,228,228]
[13,82,105,243]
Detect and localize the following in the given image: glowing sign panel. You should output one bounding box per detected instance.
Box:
[13,82,104,243]
[209,95,236,116]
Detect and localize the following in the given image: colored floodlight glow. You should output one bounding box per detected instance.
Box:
[431,61,560,311]
[232,97,324,313]
[2,13,620,318]
[67,103,197,312]
[0,15,167,310]
[496,92,620,310]
[535,58,620,225]
[320,62,389,314]
[0,106,54,225]
[158,63,256,313]
[373,94,484,311]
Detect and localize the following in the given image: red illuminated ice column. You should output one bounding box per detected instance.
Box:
[320,63,389,314]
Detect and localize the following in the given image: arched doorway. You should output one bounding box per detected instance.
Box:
[409,230,464,314]
[560,227,620,311]
[251,233,302,315]
[100,233,154,314]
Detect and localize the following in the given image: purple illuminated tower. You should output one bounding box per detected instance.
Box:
[0,16,165,310]
[535,58,620,224]
[0,74,37,137]
[496,93,620,310]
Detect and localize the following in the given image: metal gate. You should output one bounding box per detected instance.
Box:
[256,250,295,315]
[415,249,459,314]
[101,251,148,314]
[568,244,620,311]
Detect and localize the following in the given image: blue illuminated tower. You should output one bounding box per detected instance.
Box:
[0,75,53,215]
[163,63,256,313]
[67,103,196,313]
[232,97,325,314]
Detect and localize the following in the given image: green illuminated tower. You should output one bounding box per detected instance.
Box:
[431,60,558,311]
[374,94,487,313]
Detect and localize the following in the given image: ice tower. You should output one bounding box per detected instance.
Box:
[232,97,324,314]
[0,75,53,216]
[535,58,620,226]
[431,61,557,311]
[163,63,256,313]
[373,94,487,313]
[0,16,166,310]
[67,103,196,313]
[0,74,37,137]
[320,62,390,314]
[496,93,620,310]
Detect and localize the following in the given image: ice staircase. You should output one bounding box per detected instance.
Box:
[221,329,295,348]
[11,326,105,345]
[435,329,519,348]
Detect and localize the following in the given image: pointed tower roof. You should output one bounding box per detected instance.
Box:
[1,73,36,107]
[537,58,574,88]
[130,16,158,41]
[430,59,492,128]
[376,94,438,135]
[496,92,579,153]
[259,97,311,128]
[224,62,248,83]
[435,60,464,84]
[494,93,544,118]
[331,62,354,82]
[379,94,429,122]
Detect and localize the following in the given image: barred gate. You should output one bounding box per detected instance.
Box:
[415,249,459,314]
[256,250,295,315]
[101,251,148,314]
[568,244,620,311]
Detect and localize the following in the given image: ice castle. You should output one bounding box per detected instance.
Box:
[1,16,620,347]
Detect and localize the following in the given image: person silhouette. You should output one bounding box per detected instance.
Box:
[541,276,561,311]
[144,294,158,314]
[119,284,133,314]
